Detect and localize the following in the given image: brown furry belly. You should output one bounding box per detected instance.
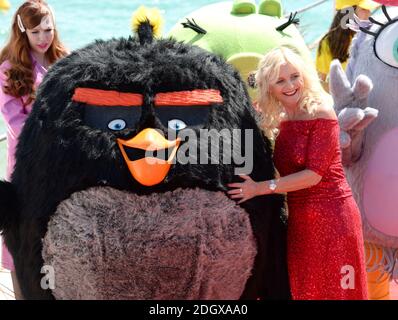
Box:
[42,187,256,300]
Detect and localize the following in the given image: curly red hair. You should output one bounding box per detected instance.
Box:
[0,0,68,106]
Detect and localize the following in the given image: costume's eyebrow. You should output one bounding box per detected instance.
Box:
[72,88,143,106]
[359,26,378,37]
[276,12,299,32]
[369,16,385,27]
[181,18,207,35]
[154,89,223,106]
[382,5,392,22]
[363,5,397,37]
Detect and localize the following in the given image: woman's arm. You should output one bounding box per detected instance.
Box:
[228,170,322,204]
[0,93,28,139]
[259,169,321,195]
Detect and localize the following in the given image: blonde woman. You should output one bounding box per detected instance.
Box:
[228,47,367,300]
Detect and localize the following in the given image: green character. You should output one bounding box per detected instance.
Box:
[169,0,313,100]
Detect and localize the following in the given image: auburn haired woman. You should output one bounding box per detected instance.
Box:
[0,0,68,298]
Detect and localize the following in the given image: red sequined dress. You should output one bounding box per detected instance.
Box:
[273,119,368,300]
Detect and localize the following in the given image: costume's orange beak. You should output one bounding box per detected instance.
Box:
[117,129,180,186]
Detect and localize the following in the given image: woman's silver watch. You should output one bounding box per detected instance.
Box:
[268,179,277,193]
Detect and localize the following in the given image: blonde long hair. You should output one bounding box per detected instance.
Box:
[255,46,323,139]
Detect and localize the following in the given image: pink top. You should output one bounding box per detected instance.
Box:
[0,54,47,181]
[0,54,47,271]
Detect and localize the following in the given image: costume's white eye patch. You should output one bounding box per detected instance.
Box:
[168,119,187,132]
[375,20,398,68]
[108,119,127,131]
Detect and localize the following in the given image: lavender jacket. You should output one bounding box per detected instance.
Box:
[0,54,47,181]
[0,54,47,270]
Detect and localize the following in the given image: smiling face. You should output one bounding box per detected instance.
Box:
[269,62,304,109]
[26,15,54,55]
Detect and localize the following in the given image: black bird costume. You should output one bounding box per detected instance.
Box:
[0,16,290,300]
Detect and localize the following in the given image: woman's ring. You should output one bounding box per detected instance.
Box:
[240,188,243,194]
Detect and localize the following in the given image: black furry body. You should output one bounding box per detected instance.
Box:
[0,37,290,299]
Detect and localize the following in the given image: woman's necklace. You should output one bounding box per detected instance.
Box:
[40,57,50,70]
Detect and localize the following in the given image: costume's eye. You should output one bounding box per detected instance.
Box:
[362,6,398,68]
[374,20,398,68]
[108,119,127,131]
[73,88,143,131]
[154,89,222,130]
[168,119,187,131]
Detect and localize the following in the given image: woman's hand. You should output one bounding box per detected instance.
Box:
[227,175,264,204]
[228,169,323,204]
